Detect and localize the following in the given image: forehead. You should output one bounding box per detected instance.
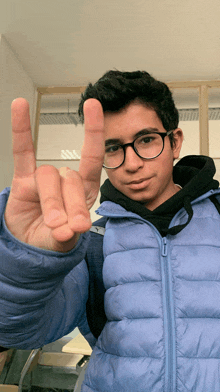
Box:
[104,102,165,140]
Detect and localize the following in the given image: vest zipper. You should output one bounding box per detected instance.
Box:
[161,237,176,392]
[97,209,178,390]
[162,238,168,256]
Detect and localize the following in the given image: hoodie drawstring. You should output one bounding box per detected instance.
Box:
[168,196,193,236]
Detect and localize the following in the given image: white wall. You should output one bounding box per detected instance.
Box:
[0,35,36,191]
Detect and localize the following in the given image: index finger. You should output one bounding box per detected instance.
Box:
[11,98,36,178]
[79,99,105,182]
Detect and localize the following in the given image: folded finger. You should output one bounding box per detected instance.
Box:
[35,165,68,228]
[60,168,92,233]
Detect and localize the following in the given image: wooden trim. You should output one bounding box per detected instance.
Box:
[199,85,209,156]
[37,86,86,95]
[167,81,220,89]
[36,81,220,94]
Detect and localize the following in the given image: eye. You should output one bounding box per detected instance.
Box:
[105,144,121,154]
[138,134,155,144]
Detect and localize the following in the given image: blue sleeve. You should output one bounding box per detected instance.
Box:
[0,188,91,349]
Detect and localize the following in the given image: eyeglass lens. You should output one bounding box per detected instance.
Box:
[104,133,164,169]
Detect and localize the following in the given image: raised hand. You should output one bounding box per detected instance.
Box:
[4,98,105,252]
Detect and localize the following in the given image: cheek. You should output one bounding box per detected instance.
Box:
[106,170,120,186]
[157,154,174,180]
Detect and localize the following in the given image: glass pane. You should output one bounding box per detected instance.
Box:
[208,88,220,159]
[172,88,200,158]
[36,94,83,160]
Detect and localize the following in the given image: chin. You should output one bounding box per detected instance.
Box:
[126,192,152,204]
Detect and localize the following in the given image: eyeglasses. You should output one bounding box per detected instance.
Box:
[103,130,173,169]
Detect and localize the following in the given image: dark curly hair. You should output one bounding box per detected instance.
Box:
[78,70,179,146]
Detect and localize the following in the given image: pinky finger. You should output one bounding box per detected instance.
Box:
[51,224,75,243]
[51,216,90,243]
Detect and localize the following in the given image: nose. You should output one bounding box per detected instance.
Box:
[123,145,144,172]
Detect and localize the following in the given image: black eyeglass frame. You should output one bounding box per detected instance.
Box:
[103,130,174,169]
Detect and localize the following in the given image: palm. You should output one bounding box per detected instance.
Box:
[5,98,105,252]
[6,176,58,250]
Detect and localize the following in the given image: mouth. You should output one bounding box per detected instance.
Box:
[126,178,152,190]
[128,178,146,185]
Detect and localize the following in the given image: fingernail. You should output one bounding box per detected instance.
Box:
[74,215,91,224]
[60,168,71,179]
[70,215,92,230]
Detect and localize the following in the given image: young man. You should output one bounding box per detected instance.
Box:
[0,70,220,391]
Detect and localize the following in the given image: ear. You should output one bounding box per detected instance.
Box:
[172,128,183,160]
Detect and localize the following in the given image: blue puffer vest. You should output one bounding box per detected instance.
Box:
[81,190,220,392]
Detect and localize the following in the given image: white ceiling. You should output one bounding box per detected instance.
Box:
[1,0,220,91]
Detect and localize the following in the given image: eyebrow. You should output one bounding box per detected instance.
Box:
[105,128,160,146]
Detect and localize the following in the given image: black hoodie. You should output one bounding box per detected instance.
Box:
[100,155,219,236]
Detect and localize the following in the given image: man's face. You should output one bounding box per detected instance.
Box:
[104,102,183,210]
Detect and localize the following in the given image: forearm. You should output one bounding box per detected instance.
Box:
[0,188,90,349]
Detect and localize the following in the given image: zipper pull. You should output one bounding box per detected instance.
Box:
[162,238,167,256]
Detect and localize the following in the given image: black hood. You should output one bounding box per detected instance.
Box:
[173,155,219,198]
[100,155,219,236]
